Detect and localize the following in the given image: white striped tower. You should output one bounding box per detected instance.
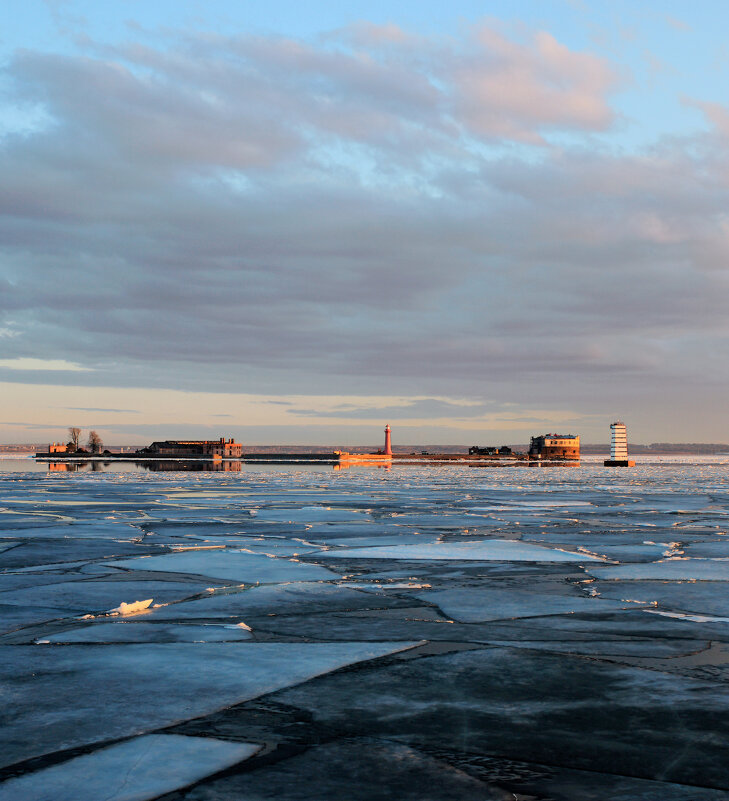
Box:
[610,421,628,460]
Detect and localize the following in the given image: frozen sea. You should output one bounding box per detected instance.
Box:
[3,456,729,800]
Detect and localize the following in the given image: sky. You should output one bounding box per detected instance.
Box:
[1,0,729,446]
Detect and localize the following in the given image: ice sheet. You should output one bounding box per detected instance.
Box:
[594,580,729,617]
[0,734,260,801]
[109,550,339,583]
[7,462,729,796]
[0,641,420,767]
[0,579,210,613]
[680,540,729,558]
[323,534,439,548]
[416,587,633,622]
[0,523,143,540]
[0,603,75,634]
[304,523,402,539]
[254,507,372,523]
[377,514,492,528]
[0,539,159,569]
[588,559,729,581]
[318,539,603,562]
[38,622,254,643]
[148,581,406,620]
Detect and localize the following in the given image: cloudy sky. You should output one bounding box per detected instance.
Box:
[1,0,728,445]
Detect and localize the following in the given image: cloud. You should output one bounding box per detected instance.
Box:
[1,20,728,438]
[666,16,692,33]
[291,398,496,419]
[685,98,729,137]
[64,407,140,413]
[0,358,91,371]
[450,27,619,143]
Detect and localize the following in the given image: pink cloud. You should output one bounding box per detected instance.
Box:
[450,27,620,143]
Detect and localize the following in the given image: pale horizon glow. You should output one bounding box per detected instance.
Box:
[0,359,92,372]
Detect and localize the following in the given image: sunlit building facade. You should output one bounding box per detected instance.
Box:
[529,434,580,460]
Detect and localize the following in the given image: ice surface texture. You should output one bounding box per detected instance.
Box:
[588,559,729,580]
[318,539,603,561]
[417,587,632,622]
[38,621,254,643]
[0,734,260,801]
[109,549,338,582]
[5,462,729,798]
[0,642,419,767]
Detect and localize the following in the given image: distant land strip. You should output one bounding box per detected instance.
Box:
[3,443,729,455]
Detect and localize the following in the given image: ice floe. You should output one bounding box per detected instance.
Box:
[148,581,407,620]
[415,587,634,622]
[594,579,729,617]
[0,734,260,801]
[0,579,209,614]
[109,550,339,583]
[0,641,420,767]
[37,621,254,643]
[254,506,372,523]
[588,559,729,581]
[318,539,604,562]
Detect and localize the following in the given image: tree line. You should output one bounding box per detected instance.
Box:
[67,427,104,454]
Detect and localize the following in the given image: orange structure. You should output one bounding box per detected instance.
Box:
[48,442,68,454]
[337,425,394,464]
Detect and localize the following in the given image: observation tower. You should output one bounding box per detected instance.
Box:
[604,421,635,467]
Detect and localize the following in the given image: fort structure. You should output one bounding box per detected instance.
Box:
[528,434,580,460]
[140,438,243,459]
[604,422,635,467]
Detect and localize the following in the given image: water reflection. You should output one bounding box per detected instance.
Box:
[2,458,395,474]
[142,460,243,472]
[38,459,338,473]
[49,461,106,472]
[46,460,245,473]
[48,461,137,473]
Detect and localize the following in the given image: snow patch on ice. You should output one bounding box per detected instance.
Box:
[109,599,153,616]
[644,609,729,624]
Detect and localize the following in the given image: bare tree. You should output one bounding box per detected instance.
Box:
[68,427,81,451]
[87,431,102,454]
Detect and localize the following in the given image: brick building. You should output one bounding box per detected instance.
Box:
[529,434,580,460]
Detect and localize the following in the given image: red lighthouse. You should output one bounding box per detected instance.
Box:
[384,424,392,456]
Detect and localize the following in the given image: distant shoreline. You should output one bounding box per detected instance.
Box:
[4,443,729,456]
